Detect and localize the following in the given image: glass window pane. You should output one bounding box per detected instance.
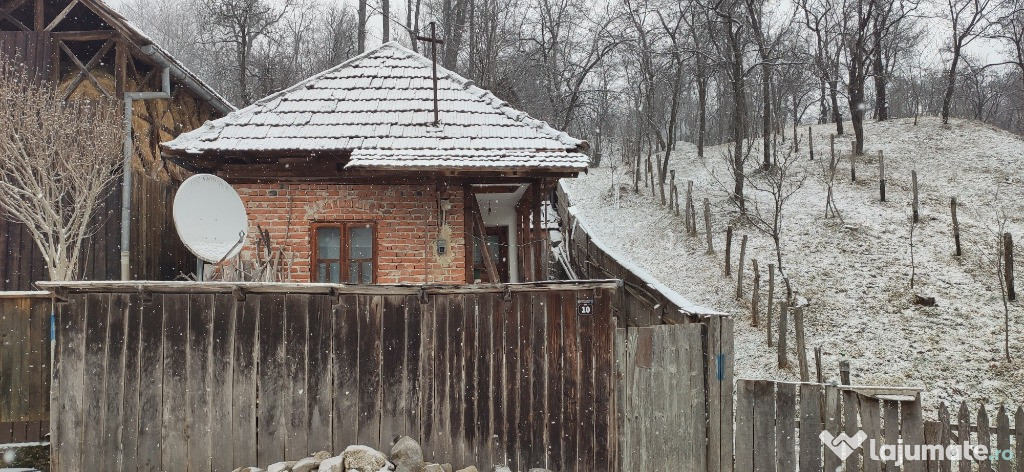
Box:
[317,227,341,259]
[317,263,327,282]
[349,261,359,284]
[361,262,372,284]
[330,262,340,283]
[349,225,372,259]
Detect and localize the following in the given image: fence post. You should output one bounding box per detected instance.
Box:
[952,197,962,256]
[839,360,851,385]
[814,346,823,383]
[704,198,714,254]
[879,150,886,202]
[808,126,814,160]
[767,264,775,347]
[1004,232,1016,301]
[850,141,857,182]
[725,226,733,276]
[751,259,760,327]
[778,301,789,368]
[670,170,679,216]
[737,235,747,300]
[795,306,808,381]
[685,181,695,235]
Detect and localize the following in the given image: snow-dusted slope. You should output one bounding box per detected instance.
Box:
[563,117,1023,410]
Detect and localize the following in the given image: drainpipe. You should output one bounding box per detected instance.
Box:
[119,66,171,280]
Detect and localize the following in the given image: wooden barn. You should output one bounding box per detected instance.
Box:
[0,0,235,290]
[162,42,591,285]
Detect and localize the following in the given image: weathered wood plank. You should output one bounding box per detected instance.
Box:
[161,294,189,470]
[101,293,128,472]
[307,294,332,454]
[136,294,164,472]
[81,293,109,471]
[823,386,841,472]
[979,405,992,472]
[55,294,87,471]
[735,379,755,472]
[187,293,213,472]
[232,295,259,467]
[209,292,235,471]
[257,294,287,465]
[842,390,861,471]
[901,395,926,472]
[464,293,479,468]
[799,383,823,472]
[776,382,797,472]
[284,294,310,458]
[1013,406,1023,472]
[333,294,359,452]
[561,291,581,471]
[475,292,493,468]
[593,288,614,471]
[720,317,735,472]
[707,316,723,472]
[997,406,1011,472]
[357,295,383,448]
[450,294,468,466]
[120,295,143,471]
[860,395,883,472]
[882,399,900,472]
[958,401,971,472]
[381,294,406,448]
[752,380,778,472]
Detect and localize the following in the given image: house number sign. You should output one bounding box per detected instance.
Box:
[577,299,594,315]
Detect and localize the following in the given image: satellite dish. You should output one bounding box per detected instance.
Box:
[173,174,249,263]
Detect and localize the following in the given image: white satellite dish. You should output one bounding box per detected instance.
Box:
[173,174,249,263]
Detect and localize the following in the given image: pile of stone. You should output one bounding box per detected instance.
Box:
[229,436,543,472]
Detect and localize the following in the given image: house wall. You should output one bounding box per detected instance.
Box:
[235,183,468,284]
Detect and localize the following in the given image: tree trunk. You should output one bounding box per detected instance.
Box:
[761,60,772,170]
[697,74,708,159]
[829,79,843,135]
[357,0,367,53]
[942,45,962,124]
[873,18,888,121]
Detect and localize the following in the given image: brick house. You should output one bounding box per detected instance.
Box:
[162,42,589,284]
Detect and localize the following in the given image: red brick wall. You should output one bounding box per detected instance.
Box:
[234,183,467,284]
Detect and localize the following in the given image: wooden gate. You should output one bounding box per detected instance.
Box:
[0,292,51,443]
[46,280,618,471]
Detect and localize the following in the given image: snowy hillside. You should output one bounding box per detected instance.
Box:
[563,116,1024,410]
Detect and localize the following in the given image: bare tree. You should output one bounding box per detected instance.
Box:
[205,0,295,105]
[744,146,807,299]
[942,0,993,123]
[0,67,124,281]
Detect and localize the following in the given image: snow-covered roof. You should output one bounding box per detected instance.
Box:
[163,42,589,172]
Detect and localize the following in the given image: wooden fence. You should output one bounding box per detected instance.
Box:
[734,379,1023,472]
[556,182,735,471]
[45,280,623,471]
[0,292,51,443]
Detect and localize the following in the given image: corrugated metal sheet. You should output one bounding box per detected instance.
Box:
[163,42,588,171]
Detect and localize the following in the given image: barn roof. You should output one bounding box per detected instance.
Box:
[162,42,590,173]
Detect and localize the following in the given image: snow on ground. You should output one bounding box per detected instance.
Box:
[563,117,1024,411]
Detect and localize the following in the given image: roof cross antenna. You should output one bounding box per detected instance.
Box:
[416,22,445,126]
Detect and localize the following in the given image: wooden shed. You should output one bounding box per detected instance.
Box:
[0,0,235,289]
[163,42,590,285]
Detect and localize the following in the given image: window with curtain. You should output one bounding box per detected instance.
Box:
[312,222,375,283]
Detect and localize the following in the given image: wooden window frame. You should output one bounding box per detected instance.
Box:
[310,221,378,284]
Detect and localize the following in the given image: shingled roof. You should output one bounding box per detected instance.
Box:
[162,42,590,173]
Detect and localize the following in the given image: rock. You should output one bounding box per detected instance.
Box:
[493,467,512,472]
[455,467,478,472]
[293,456,323,472]
[390,436,425,472]
[231,468,265,472]
[423,464,452,472]
[342,445,396,472]
[313,451,333,461]
[528,469,554,472]
[318,455,344,472]
[913,294,937,306]
[268,461,296,472]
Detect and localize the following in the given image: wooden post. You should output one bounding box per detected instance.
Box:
[1004,232,1016,301]
[684,181,693,234]
[808,126,814,160]
[879,150,886,202]
[839,360,851,385]
[829,133,835,164]
[670,170,678,216]
[737,235,747,299]
[725,225,733,276]
[951,197,962,256]
[814,346,824,383]
[751,259,760,326]
[767,264,775,347]
[687,181,696,235]
[793,121,799,152]
[795,306,809,381]
[778,301,789,368]
[912,170,920,223]
[658,155,666,206]
[704,198,714,254]
[850,141,857,182]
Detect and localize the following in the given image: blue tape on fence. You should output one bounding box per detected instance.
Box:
[717,353,725,381]
[50,312,55,341]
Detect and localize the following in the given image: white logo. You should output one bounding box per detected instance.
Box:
[820,430,868,460]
